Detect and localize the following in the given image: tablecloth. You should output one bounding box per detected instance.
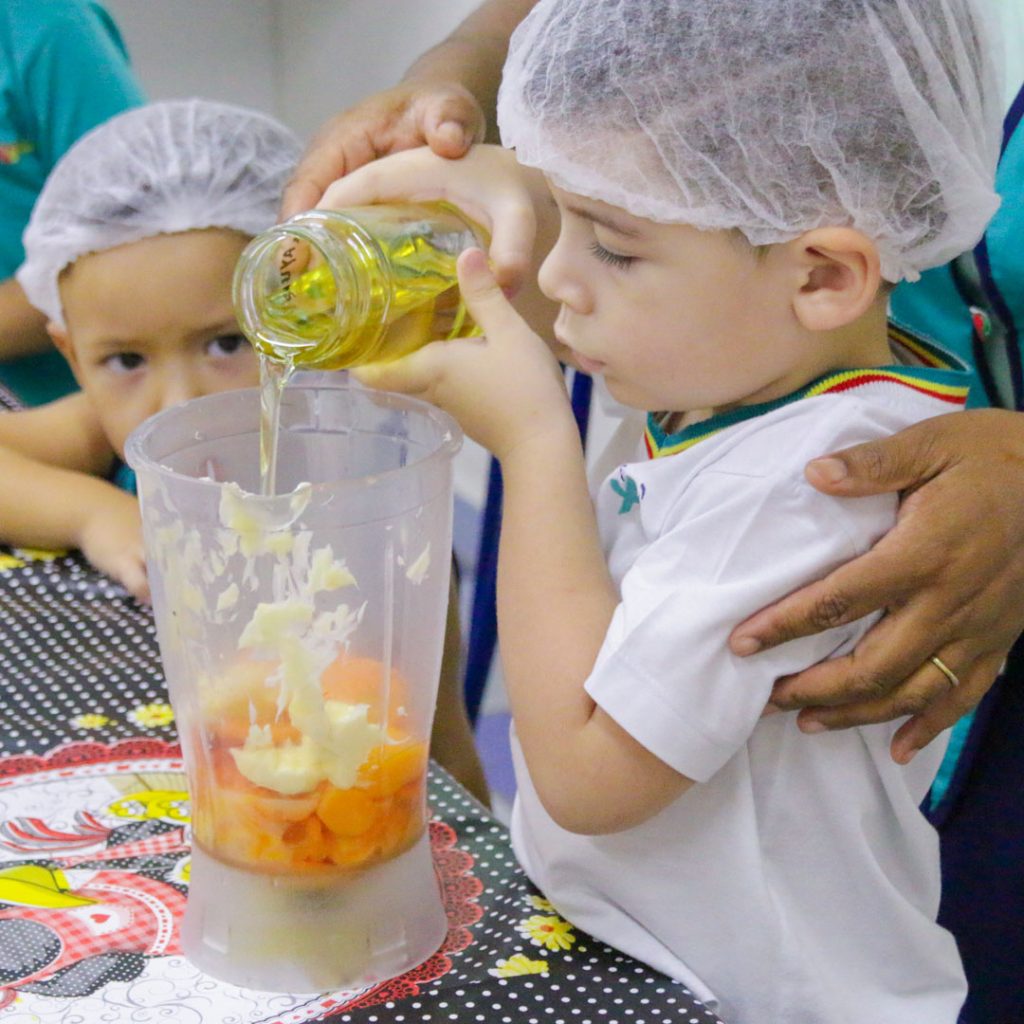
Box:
[0,536,721,1024]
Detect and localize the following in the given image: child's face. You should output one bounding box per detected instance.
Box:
[53,228,259,457]
[539,184,813,414]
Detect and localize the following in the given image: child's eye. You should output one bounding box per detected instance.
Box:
[589,241,636,269]
[207,333,251,358]
[103,352,145,373]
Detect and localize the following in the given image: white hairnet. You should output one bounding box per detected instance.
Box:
[18,98,301,326]
[498,0,1003,282]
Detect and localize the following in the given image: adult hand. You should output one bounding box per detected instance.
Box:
[280,82,486,218]
[79,495,150,605]
[729,409,1024,764]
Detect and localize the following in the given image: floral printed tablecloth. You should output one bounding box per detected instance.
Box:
[0,541,722,1024]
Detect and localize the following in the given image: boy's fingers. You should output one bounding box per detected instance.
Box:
[352,342,449,397]
[320,156,405,209]
[486,199,536,295]
[121,559,151,605]
[456,247,526,334]
[323,169,535,295]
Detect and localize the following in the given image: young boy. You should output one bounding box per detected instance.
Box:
[1,98,489,802]
[333,0,1004,1020]
[2,99,300,601]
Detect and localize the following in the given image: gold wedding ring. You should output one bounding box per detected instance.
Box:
[930,655,960,688]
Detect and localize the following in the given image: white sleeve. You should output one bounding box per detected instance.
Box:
[584,466,896,783]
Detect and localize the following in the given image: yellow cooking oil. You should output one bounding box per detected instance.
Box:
[235,202,488,494]
[258,356,290,496]
[234,201,487,372]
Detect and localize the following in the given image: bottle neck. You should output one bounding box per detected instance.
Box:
[235,211,389,370]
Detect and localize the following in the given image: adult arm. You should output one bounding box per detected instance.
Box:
[280,0,539,216]
[729,409,1024,763]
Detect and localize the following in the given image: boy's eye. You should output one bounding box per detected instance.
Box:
[103,352,145,373]
[589,241,636,269]
[207,333,251,357]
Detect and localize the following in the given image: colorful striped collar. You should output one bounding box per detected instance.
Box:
[644,324,970,460]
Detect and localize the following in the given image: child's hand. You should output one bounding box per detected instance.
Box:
[354,247,578,463]
[319,144,545,304]
[78,495,151,604]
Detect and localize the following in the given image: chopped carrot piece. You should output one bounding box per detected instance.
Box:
[358,740,429,796]
[378,794,425,860]
[282,815,331,865]
[316,785,379,837]
[327,827,382,868]
[321,655,411,728]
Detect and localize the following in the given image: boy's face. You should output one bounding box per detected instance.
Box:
[52,228,259,457]
[539,184,814,415]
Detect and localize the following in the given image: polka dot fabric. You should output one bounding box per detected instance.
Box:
[0,548,172,757]
[405,769,723,1024]
[0,542,722,1023]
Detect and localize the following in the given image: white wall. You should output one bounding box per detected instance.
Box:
[103,1,280,119]
[269,0,485,142]
[102,0,492,506]
[104,0,485,141]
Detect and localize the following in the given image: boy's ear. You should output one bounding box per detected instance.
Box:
[788,228,882,332]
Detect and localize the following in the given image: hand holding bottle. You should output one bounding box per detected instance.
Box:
[355,247,576,464]
[319,144,559,338]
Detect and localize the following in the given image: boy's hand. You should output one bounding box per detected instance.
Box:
[280,82,485,218]
[354,247,576,461]
[319,144,547,303]
[78,495,150,605]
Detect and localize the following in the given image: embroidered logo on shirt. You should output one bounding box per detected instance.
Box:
[610,470,645,514]
[0,140,34,165]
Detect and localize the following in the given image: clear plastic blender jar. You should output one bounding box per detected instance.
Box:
[126,380,460,992]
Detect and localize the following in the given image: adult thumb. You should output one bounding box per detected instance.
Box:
[421,90,486,158]
[804,415,950,496]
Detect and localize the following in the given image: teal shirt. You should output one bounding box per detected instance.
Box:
[890,101,1024,412]
[0,0,145,405]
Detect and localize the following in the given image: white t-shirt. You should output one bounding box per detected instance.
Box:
[510,339,970,1024]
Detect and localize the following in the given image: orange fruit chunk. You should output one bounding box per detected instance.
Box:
[321,656,411,729]
[358,740,428,797]
[316,785,379,837]
[327,828,383,868]
[378,780,426,860]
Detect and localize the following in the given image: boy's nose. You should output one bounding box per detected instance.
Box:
[157,372,202,412]
[538,243,591,314]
